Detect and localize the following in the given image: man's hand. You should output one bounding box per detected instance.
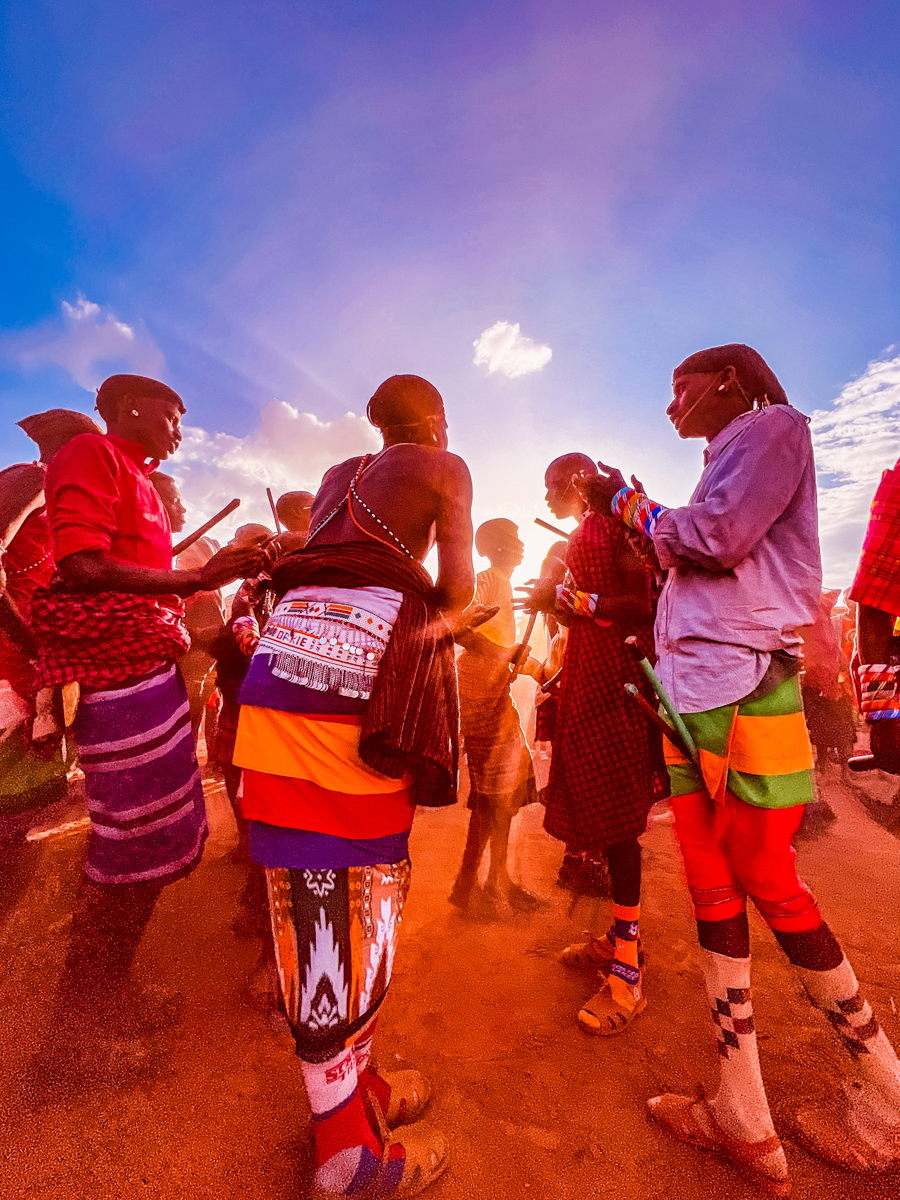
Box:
[200,544,267,590]
[870,721,900,774]
[514,577,558,614]
[594,461,646,506]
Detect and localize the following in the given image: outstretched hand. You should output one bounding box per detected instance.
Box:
[514,577,558,614]
[200,543,268,589]
[594,460,645,504]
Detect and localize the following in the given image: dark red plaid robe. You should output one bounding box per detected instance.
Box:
[850,459,900,616]
[543,512,668,853]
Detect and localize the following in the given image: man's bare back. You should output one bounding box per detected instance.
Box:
[309,442,475,612]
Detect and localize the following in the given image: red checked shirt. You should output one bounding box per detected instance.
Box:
[45,433,172,570]
[849,460,900,616]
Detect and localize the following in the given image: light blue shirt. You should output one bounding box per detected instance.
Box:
[652,404,822,713]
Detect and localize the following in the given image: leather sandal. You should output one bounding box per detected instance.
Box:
[315,1089,447,1199]
[794,1101,900,1172]
[647,1093,791,1197]
[367,1065,432,1128]
[577,976,647,1035]
[560,931,645,974]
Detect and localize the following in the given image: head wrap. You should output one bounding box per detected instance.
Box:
[95,374,184,422]
[475,518,519,557]
[673,344,788,406]
[367,375,444,430]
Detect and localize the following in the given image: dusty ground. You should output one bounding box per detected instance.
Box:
[1,757,900,1200]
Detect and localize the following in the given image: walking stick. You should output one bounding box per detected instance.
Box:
[534,517,571,540]
[623,635,699,766]
[267,487,282,534]
[509,611,538,681]
[172,498,241,556]
[623,683,696,762]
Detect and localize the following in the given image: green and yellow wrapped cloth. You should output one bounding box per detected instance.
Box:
[663,674,814,810]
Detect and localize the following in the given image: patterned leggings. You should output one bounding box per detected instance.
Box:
[265,861,411,1062]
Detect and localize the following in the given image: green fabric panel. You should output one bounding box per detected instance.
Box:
[666,675,811,808]
[667,761,704,797]
[737,674,803,718]
[678,703,737,758]
[725,766,814,809]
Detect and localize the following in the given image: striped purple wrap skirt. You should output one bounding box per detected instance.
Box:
[74,663,208,885]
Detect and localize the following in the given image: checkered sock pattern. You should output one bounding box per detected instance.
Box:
[797,957,900,1114]
[699,949,776,1144]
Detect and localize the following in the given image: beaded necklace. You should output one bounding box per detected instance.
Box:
[305,449,415,559]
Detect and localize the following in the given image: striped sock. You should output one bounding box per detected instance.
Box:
[609,903,641,989]
[301,1046,403,1195]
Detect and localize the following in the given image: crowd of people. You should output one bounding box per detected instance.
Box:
[2,349,900,1197]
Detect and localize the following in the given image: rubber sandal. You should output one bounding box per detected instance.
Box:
[648,1093,791,1197]
[560,932,646,973]
[367,1065,432,1128]
[794,1101,900,1172]
[577,977,647,1036]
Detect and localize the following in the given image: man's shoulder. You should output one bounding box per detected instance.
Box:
[46,433,114,486]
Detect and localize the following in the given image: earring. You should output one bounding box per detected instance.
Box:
[717,385,726,392]
[131,409,140,416]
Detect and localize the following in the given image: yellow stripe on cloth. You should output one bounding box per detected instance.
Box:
[233,706,410,793]
[730,711,813,776]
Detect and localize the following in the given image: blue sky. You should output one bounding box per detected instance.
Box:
[2,0,900,584]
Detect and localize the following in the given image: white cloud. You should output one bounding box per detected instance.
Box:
[169,399,380,542]
[810,349,900,585]
[473,320,552,379]
[2,296,165,391]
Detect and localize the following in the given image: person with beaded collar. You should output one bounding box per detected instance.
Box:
[233,374,474,1198]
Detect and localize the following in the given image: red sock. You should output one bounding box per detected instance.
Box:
[361,1063,392,1115]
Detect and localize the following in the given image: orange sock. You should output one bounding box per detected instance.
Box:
[611,903,641,987]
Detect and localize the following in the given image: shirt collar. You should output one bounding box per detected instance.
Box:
[703,409,759,466]
[105,433,161,475]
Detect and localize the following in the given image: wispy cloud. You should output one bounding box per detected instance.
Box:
[810,349,900,584]
[473,321,552,379]
[1,297,165,392]
[170,399,379,539]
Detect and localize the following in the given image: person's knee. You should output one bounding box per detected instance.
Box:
[688,882,746,923]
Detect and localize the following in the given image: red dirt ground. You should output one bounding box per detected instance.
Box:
[2,759,899,1200]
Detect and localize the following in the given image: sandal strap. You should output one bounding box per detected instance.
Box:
[694,1097,783,1162]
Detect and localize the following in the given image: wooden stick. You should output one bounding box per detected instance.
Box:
[509,611,538,681]
[624,635,699,765]
[623,683,693,760]
[534,517,571,541]
[172,498,241,556]
[267,487,282,534]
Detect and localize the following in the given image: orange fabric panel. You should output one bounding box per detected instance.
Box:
[730,711,813,776]
[233,705,411,792]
